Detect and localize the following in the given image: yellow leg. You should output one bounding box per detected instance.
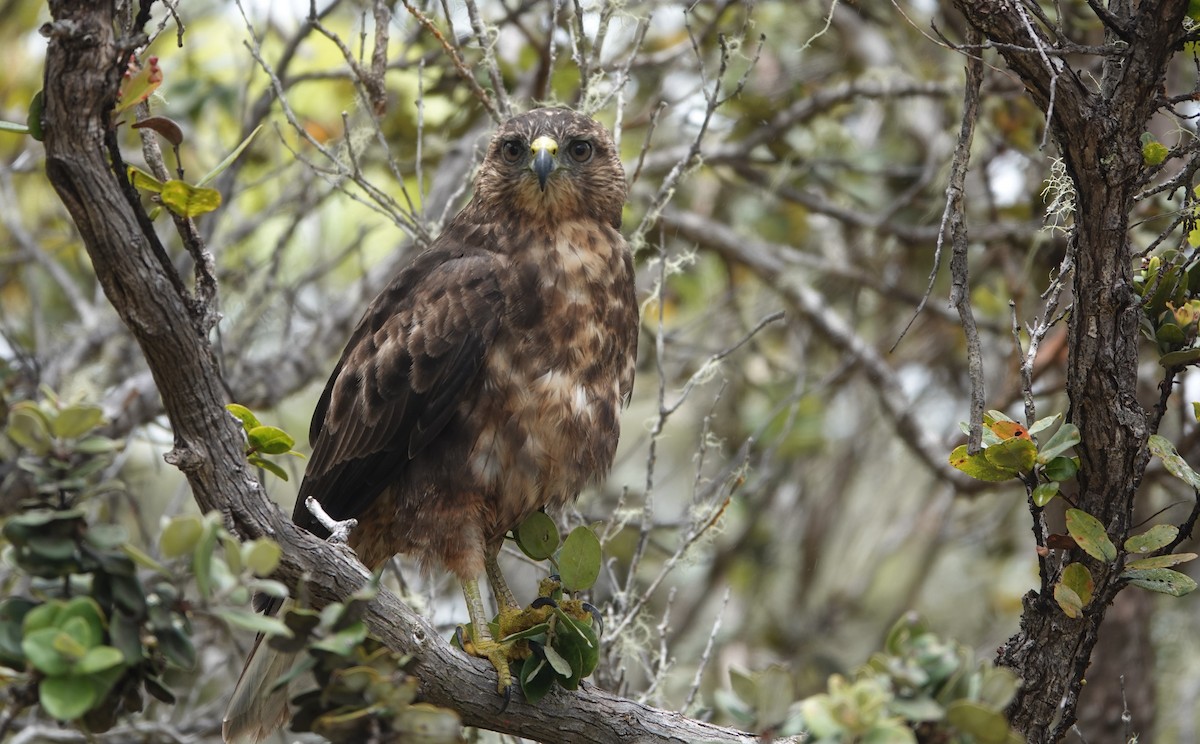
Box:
[460,577,514,695]
[485,552,520,610]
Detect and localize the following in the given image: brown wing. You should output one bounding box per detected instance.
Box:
[292,247,507,537]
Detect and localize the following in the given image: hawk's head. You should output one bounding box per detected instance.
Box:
[473,107,627,230]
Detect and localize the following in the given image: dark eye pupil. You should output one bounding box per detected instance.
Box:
[570,141,592,162]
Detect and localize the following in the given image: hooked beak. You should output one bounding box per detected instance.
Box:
[530,135,558,191]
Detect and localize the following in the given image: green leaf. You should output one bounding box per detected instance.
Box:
[226,404,260,430]
[40,675,96,720]
[1194,401,1200,421]
[519,654,554,704]
[1159,347,1200,368]
[121,542,168,574]
[1036,422,1080,463]
[0,598,36,667]
[948,444,1016,482]
[127,165,165,194]
[1032,482,1059,507]
[197,124,263,187]
[160,180,222,218]
[7,404,52,454]
[215,608,294,638]
[1122,567,1198,596]
[26,90,44,141]
[1060,562,1093,607]
[193,518,219,599]
[311,621,368,656]
[160,515,204,558]
[1124,523,1178,554]
[22,628,70,675]
[515,511,560,561]
[1065,509,1117,562]
[558,526,602,592]
[75,645,125,675]
[1127,552,1197,570]
[945,700,1012,743]
[542,643,573,678]
[983,437,1037,472]
[52,404,104,439]
[1028,413,1062,439]
[248,456,290,481]
[1147,434,1200,490]
[247,425,294,455]
[156,626,196,669]
[243,538,282,577]
[1042,456,1079,482]
[499,622,550,644]
[1142,139,1169,167]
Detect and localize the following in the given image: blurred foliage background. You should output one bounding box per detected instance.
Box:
[2,0,1199,741]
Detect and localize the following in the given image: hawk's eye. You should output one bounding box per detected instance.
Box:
[567,139,593,163]
[501,139,524,164]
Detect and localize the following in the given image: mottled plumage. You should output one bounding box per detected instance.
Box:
[224,107,637,742]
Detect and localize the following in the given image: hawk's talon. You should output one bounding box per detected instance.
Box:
[530,596,557,610]
[581,602,604,637]
[499,683,514,713]
[453,625,467,649]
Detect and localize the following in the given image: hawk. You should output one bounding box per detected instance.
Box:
[223,107,638,741]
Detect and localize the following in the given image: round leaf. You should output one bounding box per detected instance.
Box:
[40,675,97,720]
[52,403,103,439]
[160,516,203,559]
[6,405,52,455]
[558,526,601,592]
[982,437,1037,473]
[515,511,559,561]
[1042,456,1078,482]
[243,538,282,577]
[1031,482,1059,507]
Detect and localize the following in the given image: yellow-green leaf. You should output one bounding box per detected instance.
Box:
[160,516,203,559]
[949,444,1016,482]
[1124,523,1178,554]
[247,425,294,455]
[1060,562,1093,607]
[127,165,164,194]
[226,404,260,430]
[1126,552,1197,570]
[1053,582,1083,619]
[160,180,222,218]
[243,538,282,577]
[983,437,1037,472]
[1065,508,1117,563]
[1142,140,1169,166]
[1147,434,1200,490]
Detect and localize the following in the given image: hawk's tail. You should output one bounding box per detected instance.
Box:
[222,598,296,744]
